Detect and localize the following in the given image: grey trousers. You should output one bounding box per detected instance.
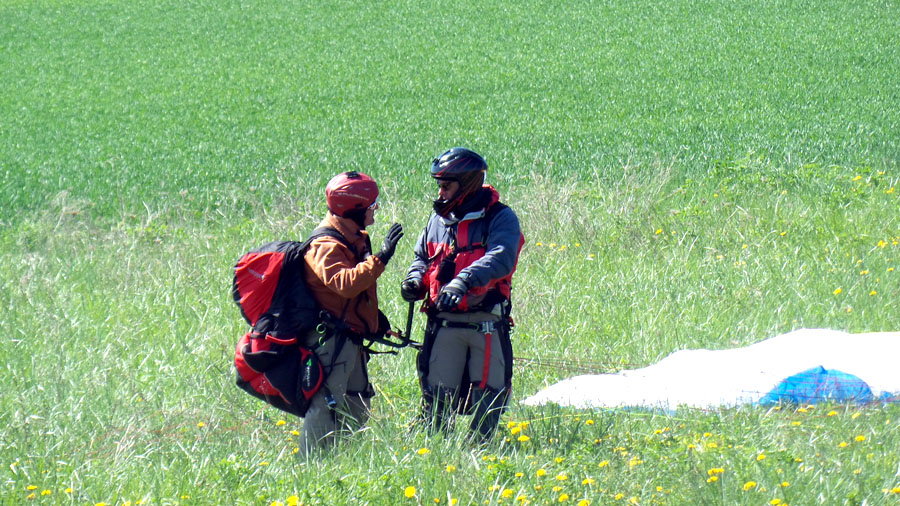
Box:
[298,329,370,454]
[426,311,506,392]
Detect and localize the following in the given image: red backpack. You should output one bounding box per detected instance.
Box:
[232,228,350,417]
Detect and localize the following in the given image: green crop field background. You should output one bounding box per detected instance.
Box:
[2,0,900,504]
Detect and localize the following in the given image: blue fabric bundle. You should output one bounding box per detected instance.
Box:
[759,366,874,405]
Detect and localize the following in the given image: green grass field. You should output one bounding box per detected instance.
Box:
[3,0,900,504]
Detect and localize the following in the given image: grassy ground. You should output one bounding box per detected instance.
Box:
[2,0,900,504]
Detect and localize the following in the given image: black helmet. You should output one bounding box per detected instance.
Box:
[431,147,487,216]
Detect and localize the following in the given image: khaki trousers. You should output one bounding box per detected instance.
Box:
[298,329,370,454]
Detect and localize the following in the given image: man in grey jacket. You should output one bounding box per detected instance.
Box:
[401,147,524,442]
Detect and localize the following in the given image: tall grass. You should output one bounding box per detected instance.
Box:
[3,0,900,503]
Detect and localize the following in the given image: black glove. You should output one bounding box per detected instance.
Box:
[400,277,424,302]
[435,277,468,312]
[375,223,403,265]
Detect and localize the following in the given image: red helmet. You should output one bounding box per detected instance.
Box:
[325,171,379,217]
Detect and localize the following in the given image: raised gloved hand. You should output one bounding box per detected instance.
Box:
[400,277,424,302]
[375,223,404,265]
[435,277,468,312]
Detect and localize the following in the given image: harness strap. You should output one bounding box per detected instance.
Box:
[479,331,492,390]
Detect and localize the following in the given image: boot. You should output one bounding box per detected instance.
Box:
[421,385,457,435]
[468,387,507,444]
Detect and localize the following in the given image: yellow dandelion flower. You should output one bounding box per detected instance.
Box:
[41,490,51,496]
[451,499,458,506]
[196,422,205,428]
[417,447,430,455]
[549,243,557,248]
[559,245,567,251]
[757,453,767,461]
[404,486,416,498]
[537,469,547,477]
[780,231,787,237]
[833,288,842,295]
[878,240,887,248]
[585,419,594,425]
[291,430,300,436]
[518,435,531,442]
[555,457,565,463]
[583,478,595,485]
[558,493,570,502]
[791,421,801,426]
[855,435,866,442]
[577,500,591,506]
[655,229,662,235]
[575,243,581,247]
[490,485,502,492]
[854,468,862,474]
[743,481,757,491]
[861,270,869,275]
[517,495,528,503]
[870,290,877,296]
[707,476,718,483]
[287,496,299,506]
[552,486,563,492]
[707,468,724,475]
[853,175,862,181]
[598,460,609,468]
[510,426,521,435]
[445,464,456,472]
[827,410,838,416]
[502,489,514,499]
[707,442,718,449]
[556,473,569,481]
[65,488,73,494]
[852,412,861,419]
[890,487,900,494]
[270,501,284,506]
[515,472,524,478]
[26,494,35,501]
[275,419,287,426]
[781,481,790,487]
[293,447,299,454]
[886,187,895,194]
[770,499,782,505]
[839,441,848,448]
[615,493,624,500]
[259,461,269,466]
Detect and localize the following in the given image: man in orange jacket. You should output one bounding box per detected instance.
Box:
[299,171,403,453]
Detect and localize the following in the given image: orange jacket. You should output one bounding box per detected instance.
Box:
[303,213,385,335]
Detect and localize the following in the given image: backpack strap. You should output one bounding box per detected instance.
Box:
[301,226,356,257]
